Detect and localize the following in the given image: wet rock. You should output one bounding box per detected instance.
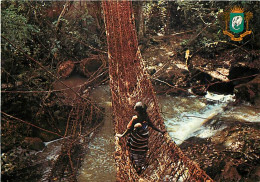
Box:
[22,137,45,151]
[215,161,241,182]
[57,60,75,78]
[157,65,189,86]
[157,66,175,83]
[147,66,156,75]
[190,69,212,83]
[38,131,60,142]
[168,66,189,86]
[234,74,260,104]
[214,161,241,181]
[208,82,234,94]
[191,86,207,96]
[158,62,163,67]
[229,66,259,86]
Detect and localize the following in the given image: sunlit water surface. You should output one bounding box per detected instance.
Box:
[74,82,259,181]
[158,92,259,145]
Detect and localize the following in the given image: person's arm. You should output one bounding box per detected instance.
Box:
[116,129,130,138]
[115,115,137,138]
[148,119,166,134]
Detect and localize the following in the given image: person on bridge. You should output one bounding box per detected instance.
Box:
[116,101,166,174]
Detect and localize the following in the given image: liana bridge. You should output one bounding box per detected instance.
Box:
[102,1,213,181]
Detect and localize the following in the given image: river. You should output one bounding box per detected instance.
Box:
[77,85,116,182]
[76,83,259,181]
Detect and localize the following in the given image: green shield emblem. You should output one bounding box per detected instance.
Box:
[230,13,244,33]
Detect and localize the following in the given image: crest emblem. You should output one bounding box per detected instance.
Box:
[223,6,253,41]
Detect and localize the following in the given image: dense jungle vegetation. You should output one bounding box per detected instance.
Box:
[1,1,259,181]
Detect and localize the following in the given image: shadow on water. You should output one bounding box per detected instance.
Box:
[77,85,116,182]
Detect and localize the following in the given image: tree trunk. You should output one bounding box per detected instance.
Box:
[137,1,145,38]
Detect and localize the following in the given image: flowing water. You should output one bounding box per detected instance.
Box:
[60,77,259,181]
[77,85,116,182]
[158,92,235,144]
[158,92,260,145]
[52,75,116,182]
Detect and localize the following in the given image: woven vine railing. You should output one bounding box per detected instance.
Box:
[103,1,213,181]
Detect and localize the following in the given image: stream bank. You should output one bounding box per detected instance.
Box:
[158,92,260,181]
[141,34,260,104]
[2,46,259,181]
[2,1,259,181]
[1,75,105,182]
[74,84,259,182]
[2,74,259,181]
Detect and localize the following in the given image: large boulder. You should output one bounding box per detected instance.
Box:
[22,137,45,151]
[234,74,260,104]
[215,161,241,182]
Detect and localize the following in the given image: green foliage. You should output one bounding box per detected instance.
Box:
[51,11,99,60]
[141,1,259,56]
[175,1,259,56]
[1,1,105,154]
[1,1,104,83]
[143,1,168,35]
[1,4,40,55]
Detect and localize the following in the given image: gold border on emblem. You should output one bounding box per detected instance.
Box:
[223,6,253,41]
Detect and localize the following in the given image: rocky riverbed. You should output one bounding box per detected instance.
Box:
[2,35,259,181]
[142,37,260,103]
